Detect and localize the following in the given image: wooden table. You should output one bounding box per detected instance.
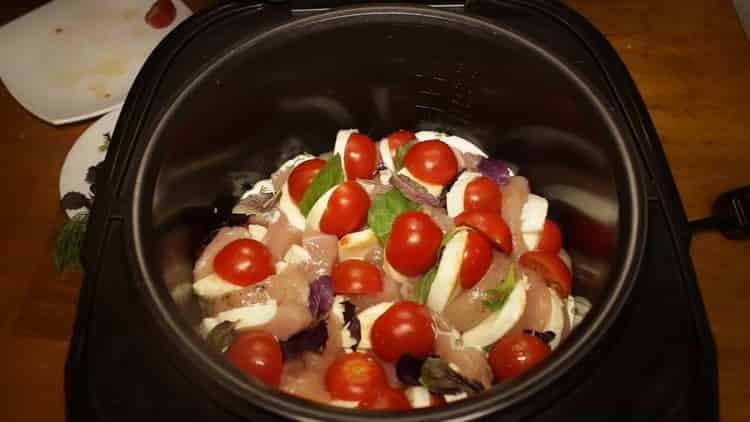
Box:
[0,0,747,420]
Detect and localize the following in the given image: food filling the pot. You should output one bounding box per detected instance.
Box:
[192,129,591,410]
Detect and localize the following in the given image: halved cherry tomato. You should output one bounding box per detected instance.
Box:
[344,133,378,179]
[430,394,447,407]
[385,211,442,276]
[371,301,435,362]
[332,259,383,294]
[288,158,325,204]
[454,210,513,255]
[519,251,572,297]
[358,387,411,410]
[489,332,550,382]
[214,239,275,286]
[225,331,283,386]
[325,352,388,401]
[535,219,563,254]
[386,130,416,152]
[404,140,458,185]
[459,230,493,289]
[464,176,502,213]
[145,0,176,29]
[319,181,371,237]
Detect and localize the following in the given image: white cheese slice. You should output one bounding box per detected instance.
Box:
[305,184,338,232]
[445,171,482,218]
[414,131,488,157]
[558,248,572,271]
[279,181,307,231]
[405,386,431,408]
[443,392,468,403]
[397,167,444,197]
[379,138,396,171]
[239,178,275,200]
[193,273,242,300]
[520,194,548,233]
[334,129,359,178]
[345,301,395,350]
[283,244,312,266]
[247,224,268,241]
[378,168,393,185]
[338,228,379,261]
[462,276,528,349]
[566,295,591,330]
[426,230,469,313]
[544,288,566,350]
[414,130,448,141]
[383,256,413,284]
[329,400,359,408]
[199,300,278,334]
[522,231,541,251]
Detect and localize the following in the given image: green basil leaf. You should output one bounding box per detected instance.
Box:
[414,266,438,305]
[206,320,237,353]
[394,140,418,171]
[482,263,516,311]
[367,189,420,244]
[298,154,345,216]
[54,211,88,272]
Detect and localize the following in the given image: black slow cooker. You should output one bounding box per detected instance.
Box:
[65,1,717,421]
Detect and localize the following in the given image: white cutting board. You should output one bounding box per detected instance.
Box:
[0,0,191,125]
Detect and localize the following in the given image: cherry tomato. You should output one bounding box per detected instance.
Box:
[145,0,176,29]
[535,219,563,254]
[459,230,493,289]
[454,210,513,255]
[386,130,416,152]
[404,140,458,185]
[332,259,383,294]
[225,331,283,386]
[430,394,447,407]
[464,176,502,213]
[358,387,411,410]
[344,133,378,179]
[288,158,325,204]
[519,251,572,297]
[325,352,388,401]
[214,239,275,286]
[319,181,371,237]
[371,301,435,362]
[489,332,551,382]
[385,211,442,276]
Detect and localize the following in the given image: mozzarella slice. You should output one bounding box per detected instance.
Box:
[445,171,482,217]
[343,302,395,350]
[279,182,307,231]
[522,231,541,251]
[521,194,548,233]
[544,288,566,350]
[441,135,489,158]
[247,224,268,241]
[426,230,469,313]
[329,400,359,408]
[334,129,358,178]
[378,168,393,185]
[239,178,275,200]
[443,392,468,403]
[397,167,444,197]
[566,295,591,330]
[338,228,379,261]
[405,386,431,408]
[558,248,572,271]
[379,138,396,171]
[283,244,312,266]
[199,300,278,334]
[305,184,338,232]
[193,273,242,300]
[383,256,413,284]
[414,130,448,141]
[462,276,528,349]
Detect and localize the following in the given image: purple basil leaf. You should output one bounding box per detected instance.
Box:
[225,213,250,227]
[61,192,91,211]
[347,315,361,351]
[390,174,443,208]
[342,300,356,324]
[477,158,517,186]
[280,320,328,360]
[308,276,334,319]
[396,354,425,386]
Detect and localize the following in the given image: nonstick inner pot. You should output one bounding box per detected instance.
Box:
[132,5,645,421]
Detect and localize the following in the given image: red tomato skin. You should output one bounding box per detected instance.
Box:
[213,239,275,286]
[459,230,493,289]
[535,219,563,254]
[489,332,550,382]
[332,259,383,294]
[404,140,458,185]
[288,158,325,204]
[225,331,283,386]
[358,387,411,410]
[387,130,416,152]
[325,352,388,401]
[385,211,443,276]
[454,210,513,255]
[370,301,435,362]
[430,394,447,407]
[344,133,378,179]
[464,176,502,213]
[145,0,176,29]
[519,251,572,297]
[319,181,371,237]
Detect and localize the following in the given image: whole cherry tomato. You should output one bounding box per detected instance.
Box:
[459,230,493,289]
[214,239,275,286]
[489,332,550,382]
[225,330,283,386]
[385,211,443,276]
[325,352,388,401]
[454,210,513,255]
[288,158,325,204]
[371,301,435,362]
[358,387,411,410]
[404,140,458,185]
[144,0,176,29]
[464,176,502,213]
[519,251,572,297]
[319,181,371,237]
[344,133,378,179]
[332,259,383,294]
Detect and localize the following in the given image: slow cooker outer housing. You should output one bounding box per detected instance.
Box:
[100,1,647,420]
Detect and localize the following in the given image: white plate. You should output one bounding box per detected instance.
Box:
[59,106,121,218]
[0,0,191,125]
